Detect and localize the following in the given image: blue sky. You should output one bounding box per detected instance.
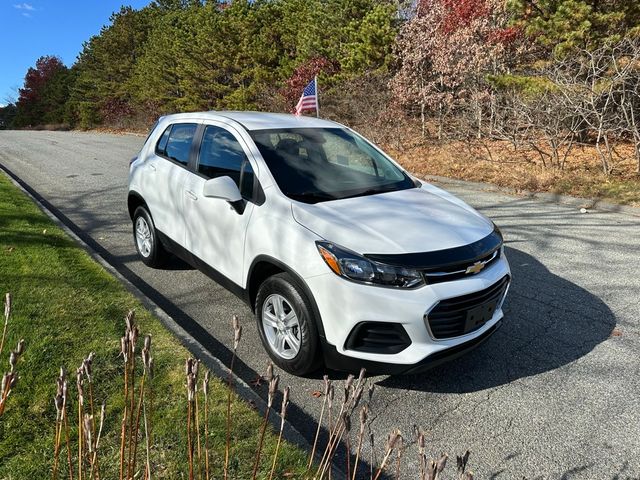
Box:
[0,1,151,105]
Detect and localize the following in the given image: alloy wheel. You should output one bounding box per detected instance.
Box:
[261,293,301,359]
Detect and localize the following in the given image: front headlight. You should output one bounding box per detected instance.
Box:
[316,241,424,289]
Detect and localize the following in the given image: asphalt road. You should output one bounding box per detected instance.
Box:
[1,130,639,479]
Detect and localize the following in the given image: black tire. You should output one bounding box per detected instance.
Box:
[255,273,322,376]
[132,206,168,268]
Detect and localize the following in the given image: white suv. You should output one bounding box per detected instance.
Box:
[128,112,510,375]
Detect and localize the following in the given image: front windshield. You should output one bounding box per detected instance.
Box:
[249,128,416,203]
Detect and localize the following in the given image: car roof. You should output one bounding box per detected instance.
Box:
[159,111,343,131]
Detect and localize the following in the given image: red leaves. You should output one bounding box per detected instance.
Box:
[17,56,66,106]
[488,26,523,46]
[280,57,338,107]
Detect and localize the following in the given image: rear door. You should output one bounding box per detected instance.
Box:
[140,122,198,245]
[182,123,259,286]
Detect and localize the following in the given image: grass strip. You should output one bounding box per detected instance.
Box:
[0,172,307,478]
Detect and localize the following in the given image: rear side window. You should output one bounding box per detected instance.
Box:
[198,125,255,198]
[155,126,170,155]
[155,123,197,166]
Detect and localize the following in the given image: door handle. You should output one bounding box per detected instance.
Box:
[185,190,198,201]
[147,163,156,172]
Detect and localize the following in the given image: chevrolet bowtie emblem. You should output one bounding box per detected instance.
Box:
[466,261,485,274]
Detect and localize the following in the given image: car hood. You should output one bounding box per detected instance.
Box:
[291,185,494,254]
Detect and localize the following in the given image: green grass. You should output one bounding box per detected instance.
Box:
[0,173,308,478]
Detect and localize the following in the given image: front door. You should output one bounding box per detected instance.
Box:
[182,123,257,287]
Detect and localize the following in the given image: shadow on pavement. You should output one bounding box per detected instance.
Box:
[378,246,616,393]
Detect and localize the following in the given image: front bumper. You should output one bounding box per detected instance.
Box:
[305,254,511,373]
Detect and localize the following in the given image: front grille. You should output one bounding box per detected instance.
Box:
[345,322,411,354]
[426,275,510,339]
[422,248,501,285]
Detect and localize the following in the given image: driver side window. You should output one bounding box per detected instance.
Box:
[197,126,255,199]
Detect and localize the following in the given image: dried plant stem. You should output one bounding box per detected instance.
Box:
[0,319,7,357]
[195,393,202,479]
[119,412,127,480]
[317,421,348,479]
[307,393,327,472]
[120,356,129,480]
[268,387,289,480]
[373,431,401,480]
[373,450,394,480]
[352,406,368,480]
[53,411,63,480]
[251,403,271,480]
[131,373,146,478]
[203,390,210,480]
[346,435,351,480]
[78,397,84,480]
[127,355,136,480]
[0,293,10,358]
[87,382,100,480]
[223,351,236,480]
[187,396,194,480]
[0,385,10,415]
[63,411,74,480]
[268,426,285,480]
[89,405,106,480]
[142,399,152,480]
[351,434,363,480]
[394,439,403,480]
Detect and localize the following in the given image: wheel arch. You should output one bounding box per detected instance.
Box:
[246,255,326,340]
[127,191,148,220]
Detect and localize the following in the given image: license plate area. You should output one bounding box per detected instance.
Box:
[463,300,497,334]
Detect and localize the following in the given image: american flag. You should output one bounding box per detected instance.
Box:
[294,77,318,116]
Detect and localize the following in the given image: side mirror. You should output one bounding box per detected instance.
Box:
[203,176,242,203]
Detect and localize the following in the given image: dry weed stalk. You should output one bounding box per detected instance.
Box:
[351,405,368,480]
[0,337,23,416]
[185,358,196,480]
[0,293,22,418]
[416,428,427,480]
[117,309,146,480]
[373,429,402,480]
[316,369,367,479]
[252,363,278,480]
[307,375,331,475]
[53,368,67,480]
[141,337,154,480]
[88,402,106,480]
[394,434,404,480]
[126,317,139,480]
[223,315,242,480]
[425,453,448,480]
[130,336,152,479]
[0,292,11,357]
[76,367,85,480]
[193,359,202,478]
[203,370,211,480]
[268,385,290,480]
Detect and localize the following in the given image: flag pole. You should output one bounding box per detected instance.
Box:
[315,75,320,118]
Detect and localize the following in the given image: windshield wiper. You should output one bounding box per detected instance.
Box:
[341,186,399,199]
[289,191,336,203]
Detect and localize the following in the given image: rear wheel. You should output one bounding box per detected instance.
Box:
[133,206,167,268]
[255,273,321,375]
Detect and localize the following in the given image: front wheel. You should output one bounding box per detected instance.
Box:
[255,273,322,376]
[132,206,168,268]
